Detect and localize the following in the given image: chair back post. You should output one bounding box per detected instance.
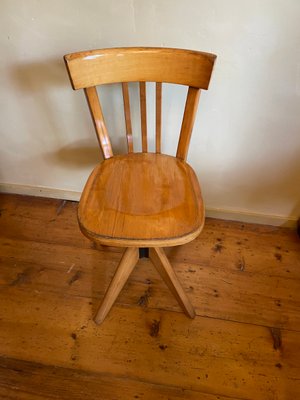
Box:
[176,87,201,161]
[84,87,113,159]
[139,82,148,152]
[121,83,134,153]
[155,82,162,153]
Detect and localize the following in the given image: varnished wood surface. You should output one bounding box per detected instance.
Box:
[65,47,216,162]
[122,82,133,153]
[94,247,139,324]
[176,87,201,161]
[78,153,204,247]
[155,82,162,153]
[0,194,300,399]
[0,357,233,400]
[64,47,216,90]
[84,86,113,159]
[139,82,148,152]
[149,247,195,318]
[65,47,216,160]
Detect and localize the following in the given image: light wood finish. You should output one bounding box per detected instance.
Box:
[94,247,139,324]
[84,86,113,159]
[1,194,300,400]
[149,247,195,318]
[64,47,216,90]
[176,87,201,161]
[78,153,204,247]
[139,82,148,152]
[64,47,216,323]
[121,82,133,153]
[155,82,162,153]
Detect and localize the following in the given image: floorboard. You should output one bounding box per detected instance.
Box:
[0,194,299,400]
[0,357,238,400]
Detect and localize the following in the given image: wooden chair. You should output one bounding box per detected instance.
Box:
[64,47,216,324]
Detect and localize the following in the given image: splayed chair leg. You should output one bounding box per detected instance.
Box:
[149,247,196,318]
[94,247,139,325]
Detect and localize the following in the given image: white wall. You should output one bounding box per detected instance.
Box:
[1,0,300,224]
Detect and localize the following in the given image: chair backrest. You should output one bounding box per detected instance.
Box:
[64,47,216,161]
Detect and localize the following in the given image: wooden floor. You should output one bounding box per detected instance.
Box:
[0,194,299,400]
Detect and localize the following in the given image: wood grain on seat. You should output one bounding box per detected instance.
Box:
[78,153,204,247]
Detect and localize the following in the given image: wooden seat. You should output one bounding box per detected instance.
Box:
[64,47,216,324]
[78,153,204,247]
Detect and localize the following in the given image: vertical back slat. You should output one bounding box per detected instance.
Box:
[155,82,162,153]
[139,82,148,152]
[122,83,134,153]
[176,87,201,161]
[84,86,113,159]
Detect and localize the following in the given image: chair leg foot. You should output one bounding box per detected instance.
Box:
[94,247,139,325]
[149,247,196,319]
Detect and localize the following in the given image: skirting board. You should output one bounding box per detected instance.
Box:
[0,182,297,228]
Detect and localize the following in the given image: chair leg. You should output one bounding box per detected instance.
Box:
[149,247,196,319]
[94,247,139,325]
